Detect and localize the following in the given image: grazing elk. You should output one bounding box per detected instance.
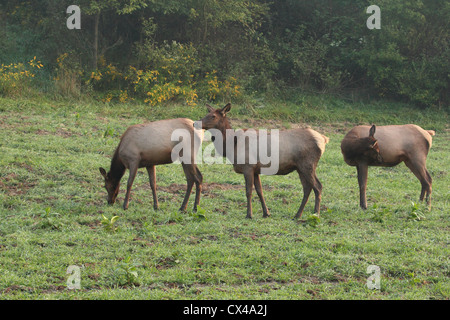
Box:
[341,124,435,209]
[197,103,329,219]
[99,118,203,212]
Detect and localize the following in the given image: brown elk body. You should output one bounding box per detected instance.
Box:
[99,118,203,211]
[198,103,329,219]
[341,124,435,209]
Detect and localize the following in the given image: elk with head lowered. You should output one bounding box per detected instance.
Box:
[341,124,435,210]
[99,118,203,212]
[196,103,329,220]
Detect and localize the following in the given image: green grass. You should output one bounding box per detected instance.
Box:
[0,95,449,299]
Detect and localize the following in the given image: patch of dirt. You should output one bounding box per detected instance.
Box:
[0,115,34,130]
[1,285,35,294]
[140,182,280,198]
[203,182,244,191]
[0,172,37,196]
[40,285,67,293]
[35,129,51,135]
[55,127,75,138]
[158,182,244,194]
[36,127,77,138]
[137,182,245,198]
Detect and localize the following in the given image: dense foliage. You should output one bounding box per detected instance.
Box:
[0,0,448,108]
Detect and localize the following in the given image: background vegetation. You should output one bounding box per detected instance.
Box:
[0,0,448,108]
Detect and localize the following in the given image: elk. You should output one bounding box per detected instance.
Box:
[197,103,329,219]
[341,124,435,209]
[99,118,203,212]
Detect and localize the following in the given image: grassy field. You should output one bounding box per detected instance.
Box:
[0,95,448,300]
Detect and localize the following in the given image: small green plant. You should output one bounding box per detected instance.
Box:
[164,210,183,224]
[101,214,120,233]
[369,204,391,223]
[38,207,62,230]
[306,214,321,228]
[114,256,140,286]
[407,272,422,286]
[42,206,52,218]
[103,125,115,138]
[157,251,182,268]
[190,206,208,222]
[408,202,426,221]
[74,112,81,126]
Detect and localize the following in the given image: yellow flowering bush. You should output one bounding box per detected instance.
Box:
[144,83,198,106]
[55,53,82,96]
[126,41,201,106]
[203,70,242,101]
[0,57,43,96]
[101,90,132,103]
[86,57,126,92]
[83,42,242,106]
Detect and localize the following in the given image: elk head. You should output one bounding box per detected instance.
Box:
[99,167,120,205]
[363,125,383,164]
[197,103,231,131]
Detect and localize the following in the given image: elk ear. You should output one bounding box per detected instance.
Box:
[220,103,231,116]
[369,125,376,138]
[369,140,378,149]
[99,167,107,179]
[206,104,215,113]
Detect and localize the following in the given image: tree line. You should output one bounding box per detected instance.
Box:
[0,0,448,108]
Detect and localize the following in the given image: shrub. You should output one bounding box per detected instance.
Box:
[54,53,82,97]
[87,41,243,106]
[0,57,43,96]
[201,70,242,102]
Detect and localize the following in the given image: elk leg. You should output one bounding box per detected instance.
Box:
[425,169,432,208]
[244,172,254,219]
[192,165,203,212]
[404,159,432,209]
[356,163,369,210]
[254,173,270,217]
[294,171,312,219]
[123,164,138,210]
[180,164,194,212]
[146,165,158,210]
[312,173,323,216]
